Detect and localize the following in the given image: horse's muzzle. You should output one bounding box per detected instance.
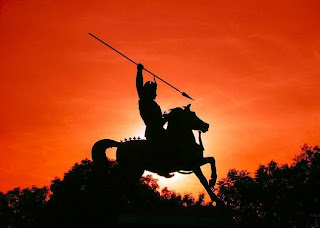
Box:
[201,123,209,133]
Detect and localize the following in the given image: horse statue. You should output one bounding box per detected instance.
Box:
[91,104,219,204]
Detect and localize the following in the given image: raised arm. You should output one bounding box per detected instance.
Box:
[136,63,144,99]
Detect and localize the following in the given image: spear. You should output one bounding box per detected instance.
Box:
[88,33,194,101]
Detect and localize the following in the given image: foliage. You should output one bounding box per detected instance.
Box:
[216,144,320,228]
[0,186,48,228]
[1,144,318,227]
[0,159,206,227]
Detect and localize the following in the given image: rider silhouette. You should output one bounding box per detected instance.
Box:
[136,64,173,178]
[136,63,167,142]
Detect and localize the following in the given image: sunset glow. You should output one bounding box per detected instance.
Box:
[1,0,319,198]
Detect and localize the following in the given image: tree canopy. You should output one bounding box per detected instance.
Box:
[0,144,318,227]
[216,144,320,227]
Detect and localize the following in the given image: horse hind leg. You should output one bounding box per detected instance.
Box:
[118,164,145,204]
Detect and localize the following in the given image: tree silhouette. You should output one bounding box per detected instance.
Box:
[2,145,317,227]
[216,144,320,228]
[0,186,48,228]
[1,158,225,227]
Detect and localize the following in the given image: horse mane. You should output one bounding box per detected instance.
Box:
[167,107,184,118]
[166,107,186,128]
[167,107,183,121]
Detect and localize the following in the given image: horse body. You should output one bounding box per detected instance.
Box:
[91,105,219,203]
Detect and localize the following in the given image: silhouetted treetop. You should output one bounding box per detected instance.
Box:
[1,144,317,227]
[216,144,319,228]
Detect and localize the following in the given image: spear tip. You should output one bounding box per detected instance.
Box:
[182,92,194,101]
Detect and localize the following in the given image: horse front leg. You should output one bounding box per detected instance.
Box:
[199,157,217,187]
[193,167,220,205]
[197,131,217,187]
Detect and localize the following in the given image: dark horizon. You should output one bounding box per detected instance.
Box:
[1,144,319,227]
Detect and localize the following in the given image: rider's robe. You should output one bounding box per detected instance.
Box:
[138,98,166,141]
[136,68,168,161]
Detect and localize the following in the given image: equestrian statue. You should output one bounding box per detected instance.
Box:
[91,63,219,204]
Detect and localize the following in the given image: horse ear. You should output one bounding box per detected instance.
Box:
[184,104,191,110]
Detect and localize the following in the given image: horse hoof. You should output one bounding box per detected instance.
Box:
[209,178,216,187]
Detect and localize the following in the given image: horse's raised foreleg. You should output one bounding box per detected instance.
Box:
[197,131,217,187]
[199,157,217,187]
[193,167,220,204]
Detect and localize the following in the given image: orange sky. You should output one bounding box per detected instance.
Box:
[1,0,319,198]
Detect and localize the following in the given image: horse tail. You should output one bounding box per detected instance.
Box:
[91,139,120,175]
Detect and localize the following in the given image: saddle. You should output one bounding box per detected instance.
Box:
[144,131,205,177]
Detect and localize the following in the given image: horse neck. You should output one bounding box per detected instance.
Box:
[167,124,196,144]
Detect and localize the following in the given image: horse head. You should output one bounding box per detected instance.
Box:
[166,104,209,133]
